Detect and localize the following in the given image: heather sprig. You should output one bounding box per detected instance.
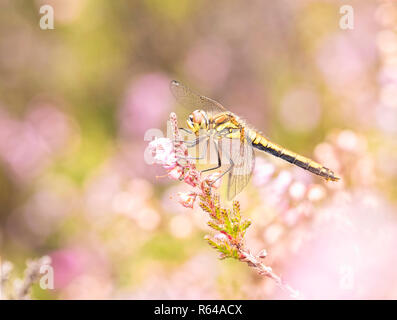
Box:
[148,112,300,298]
[200,188,251,259]
[0,256,51,300]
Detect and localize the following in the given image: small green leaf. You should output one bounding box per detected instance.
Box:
[207,221,224,232]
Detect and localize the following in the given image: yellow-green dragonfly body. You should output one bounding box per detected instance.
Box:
[171,80,340,200]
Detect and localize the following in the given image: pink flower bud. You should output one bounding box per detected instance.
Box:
[214,233,228,242]
[184,169,200,187]
[177,192,197,209]
[163,154,178,170]
[220,230,233,241]
[168,166,184,180]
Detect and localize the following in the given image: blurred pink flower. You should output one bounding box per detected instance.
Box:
[316,34,370,92]
[282,208,301,227]
[125,254,218,299]
[26,104,72,151]
[51,247,111,295]
[0,105,72,182]
[307,185,326,202]
[119,73,172,138]
[271,170,293,196]
[252,157,275,187]
[316,5,377,94]
[288,181,306,201]
[51,248,92,289]
[282,191,397,299]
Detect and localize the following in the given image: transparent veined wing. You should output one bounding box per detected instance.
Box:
[218,135,255,200]
[170,80,226,117]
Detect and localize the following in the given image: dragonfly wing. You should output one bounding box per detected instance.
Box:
[219,137,255,200]
[170,80,226,116]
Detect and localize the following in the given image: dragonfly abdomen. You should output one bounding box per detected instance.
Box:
[249,132,340,181]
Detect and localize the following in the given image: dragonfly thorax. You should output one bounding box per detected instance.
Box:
[187,109,210,133]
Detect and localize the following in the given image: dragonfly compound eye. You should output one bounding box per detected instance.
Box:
[192,110,209,129]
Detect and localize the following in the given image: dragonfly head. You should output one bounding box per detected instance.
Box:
[187,110,209,133]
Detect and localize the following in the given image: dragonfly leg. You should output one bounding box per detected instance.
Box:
[179,128,193,134]
[185,136,207,148]
[176,136,208,167]
[174,135,205,147]
[174,140,194,147]
[183,140,208,160]
[201,140,221,173]
[178,128,196,145]
[208,155,234,187]
[173,128,197,146]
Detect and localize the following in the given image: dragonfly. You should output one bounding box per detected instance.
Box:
[170,80,340,200]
